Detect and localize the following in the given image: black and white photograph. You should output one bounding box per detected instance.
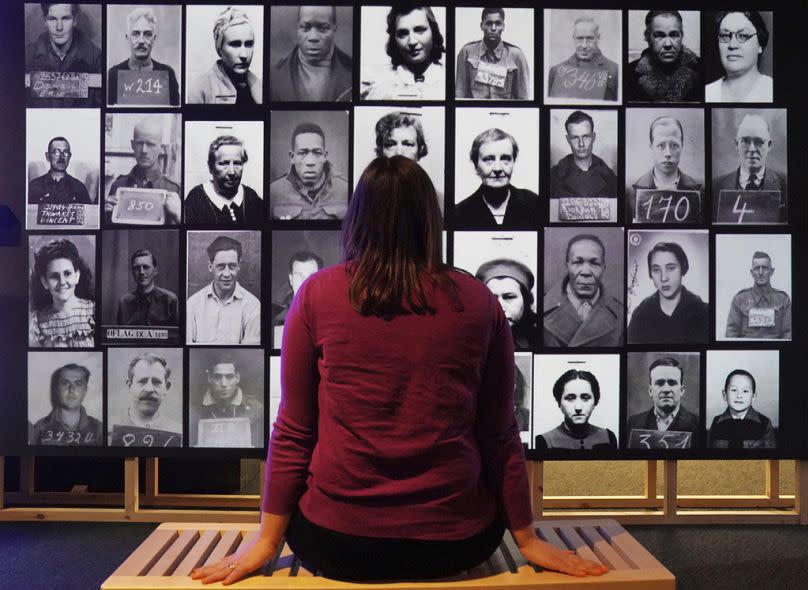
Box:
[26,108,100,230]
[706,350,779,449]
[543,227,624,348]
[716,234,791,341]
[711,108,787,225]
[543,9,622,104]
[454,231,538,350]
[24,2,103,107]
[514,352,533,445]
[107,347,183,448]
[188,348,265,448]
[704,11,773,103]
[269,6,353,102]
[106,5,181,107]
[454,7,534,101]
[353,106,445,214]
[626,229,709,345]
[268,356,283,440]
[104,112,182,226]
[626,352,701,450]
[625,108,705,224]
[532,354,620,451]
[626,10,702,103]
[453,108,540,229]
[548,109,618,223]
[28,351,103,447]
[101,229,180,345]
[185,5,264,105]
[186,231,261,346]
[271,230,341,349]
[28,234,96,349]
[184,120,265,226]
[269,110,350,221]
[359,5,447,101]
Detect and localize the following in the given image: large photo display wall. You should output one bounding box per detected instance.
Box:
[11,2,805,460]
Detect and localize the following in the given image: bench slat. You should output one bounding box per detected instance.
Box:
[554,526,602,567]
[111,529,178,576]
[578,526,630,571]
[202,530,242,567]
[172,529,220,576]
[147,529,199,576]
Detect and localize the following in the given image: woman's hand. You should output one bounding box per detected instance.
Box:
[190,536,277,586]
[516,533,609,577]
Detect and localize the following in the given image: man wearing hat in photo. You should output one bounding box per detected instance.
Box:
[475,258,537,349]
[544,234,624,347]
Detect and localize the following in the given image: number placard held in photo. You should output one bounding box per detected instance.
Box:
[111,188,168,225]
[628,429,692,449]
[635,190,701,224]
[117,70,170,106]
[715,190,782,224]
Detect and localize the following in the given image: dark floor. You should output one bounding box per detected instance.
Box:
[1,521,807,589]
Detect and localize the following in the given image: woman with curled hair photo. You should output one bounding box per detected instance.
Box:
[361,5,446,100]
[29,238,95,348]
[191,156,606,583]
[705,10,772,102]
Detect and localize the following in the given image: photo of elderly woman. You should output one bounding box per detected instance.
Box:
[29,236,96,348]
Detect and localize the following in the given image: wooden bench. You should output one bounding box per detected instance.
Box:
[101,519,674,589]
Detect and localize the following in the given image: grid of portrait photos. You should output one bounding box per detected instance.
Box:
[22,4,794,458]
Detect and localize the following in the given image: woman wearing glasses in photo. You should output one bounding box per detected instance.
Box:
[706,11,772,103]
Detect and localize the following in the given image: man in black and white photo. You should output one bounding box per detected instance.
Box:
[26,2,103,107]
[106,117,181,225]
[549,110,617,200]
[544,234,624,348]
[454,128,539,229]
[191,357,264,448]
[185,135,264,225]
[107,6,180,106]
[725,250,791,340]
[116,249,179,328]
[455,7,529,100]
[28,136,92,205]
[627,10,702,102]
[269,122,349,221]
[627,357,699,448]
[30,362,103,446]
[272,251,323,328]
[270,6,352,102]
[713,114,787,223]
[627,116,702,223]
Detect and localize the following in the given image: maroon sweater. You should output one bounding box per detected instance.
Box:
[263,264,532,540]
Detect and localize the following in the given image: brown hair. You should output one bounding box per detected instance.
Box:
[341,156,458,317]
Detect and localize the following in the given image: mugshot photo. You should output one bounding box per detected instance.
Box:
[26,108,100,230]
[185,5,263,105]
[711,108,787,225]
[268,356,283,440]
[543,9,622,104]
[706,349,778,449]
[186,230,261,346]
[454,231,538,350]
[626,10,702,103]
[24,3,103,107]
[107,347,183,448]
[514,352,533,445]
[625,108,705,224]
[532,354,620,451]
[453,108,540,230]
[100,229,180,345]
[716,234,791,342]
[543,227,624,349]
[271,230,342,349]
[353,106,445,214]
[359,5,447,101]
[269,6,353,102]
[269,110,350,221]
[626,351,701,449]
[106,5,182,107]
[626,229,709,345]
[28,351,103,447]
[28,234,96,349]
[103,112,182,227]
[704,11,773,103]
[548,109,618,223]
[188,348,265,448]
[454,7,534,101]
[184,120,265,226]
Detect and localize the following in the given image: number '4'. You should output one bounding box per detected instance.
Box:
[733,195,754,224]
